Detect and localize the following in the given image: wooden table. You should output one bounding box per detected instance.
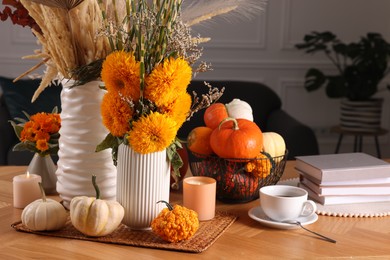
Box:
[1,161,390,259]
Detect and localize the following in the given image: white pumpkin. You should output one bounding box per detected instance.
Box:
[21,183,68,231]
[262,132,286,161]
[70,175,124,237]
[225,99,254,121]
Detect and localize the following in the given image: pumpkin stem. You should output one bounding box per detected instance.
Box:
[218,117,239,131]
[38,182,46,202]
[157,200,174,211]
[92,175,100,200]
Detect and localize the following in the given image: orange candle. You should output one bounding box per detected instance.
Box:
[13,171,42,209]
[183,176,216,221]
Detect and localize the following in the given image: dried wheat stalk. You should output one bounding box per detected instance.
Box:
[19,0,112,101]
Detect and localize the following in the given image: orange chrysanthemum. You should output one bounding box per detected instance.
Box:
[101,91,133,137]
[127,112,177,154]
[145,57,192,106]
[160,92,192,130]
[101,51,141,101]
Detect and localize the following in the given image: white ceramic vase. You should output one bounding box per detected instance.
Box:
[28,153,57,195]
[56,80,117,209]
[117,144,170,230]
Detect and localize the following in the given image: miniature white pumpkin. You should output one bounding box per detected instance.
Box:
[21,183,68,231]
[225,98,254,121]
[70,175,124,237]
[262,132,286,160]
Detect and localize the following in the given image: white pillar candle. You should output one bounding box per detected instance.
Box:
[183,176,216,221]
[13,171,42,209]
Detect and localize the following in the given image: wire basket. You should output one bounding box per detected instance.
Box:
[189,150,288,203]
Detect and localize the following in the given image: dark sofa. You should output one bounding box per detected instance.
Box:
[0,77,319,165]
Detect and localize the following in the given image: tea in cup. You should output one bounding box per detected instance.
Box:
[259,185,316,222]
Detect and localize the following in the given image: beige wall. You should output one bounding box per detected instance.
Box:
[1,0,389,158]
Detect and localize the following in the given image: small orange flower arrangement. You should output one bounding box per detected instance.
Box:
[10,108,61,156]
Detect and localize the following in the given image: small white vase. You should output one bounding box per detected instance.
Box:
[117,144,170,230]
[56,80,117,209]
[28,153,57,195]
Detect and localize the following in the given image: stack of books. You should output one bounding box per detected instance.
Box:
[295,153,390,205]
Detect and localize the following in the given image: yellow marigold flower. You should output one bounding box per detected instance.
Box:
[101,51,141,101]
[160,92,191,130]
[36,139,49,152]
[35,130,50,142]
[101,92,133,137]
[127,112,177,154]
[47,114,61,133]
[145,57,192,106]
[20,121,35,142]
[31,113,61,134]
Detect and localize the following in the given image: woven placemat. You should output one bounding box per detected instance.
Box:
[11,211,236,253]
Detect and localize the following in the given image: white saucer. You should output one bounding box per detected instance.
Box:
[248,206,318,230]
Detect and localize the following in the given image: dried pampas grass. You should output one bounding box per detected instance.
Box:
[181,0,267,26]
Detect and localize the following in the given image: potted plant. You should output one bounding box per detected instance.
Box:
[296,31,390,132]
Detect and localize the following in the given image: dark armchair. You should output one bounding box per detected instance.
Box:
[178,81,319,160]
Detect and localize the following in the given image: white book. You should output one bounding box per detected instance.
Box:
[297,169,390,186]
[295,153,390,183]
[299,176,390,196]
[299,182,390,205]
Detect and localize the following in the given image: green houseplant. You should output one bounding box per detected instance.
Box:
[295,31,390,101]
[296,31,390,132]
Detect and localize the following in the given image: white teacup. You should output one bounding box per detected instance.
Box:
[259,185,317,222]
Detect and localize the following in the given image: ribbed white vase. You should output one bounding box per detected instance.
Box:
[56,80,117,209]
[117,144,170,230]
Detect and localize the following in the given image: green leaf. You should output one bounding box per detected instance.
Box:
[325,76,346,98]
[21,111,31,120]
[12,141,38,153]
[96,133,121,166]
[96,133,117,152]
[167,140,184,177]
[304,68,327,92]
[8,122,23,139]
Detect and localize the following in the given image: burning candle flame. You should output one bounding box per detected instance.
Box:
[26,171,30,178]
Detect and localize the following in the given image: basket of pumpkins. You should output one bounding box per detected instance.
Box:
[187,99,288,203]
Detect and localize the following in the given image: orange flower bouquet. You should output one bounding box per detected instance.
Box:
[9,108,61,156]
[99,52,192,153]
[94,0,230,175]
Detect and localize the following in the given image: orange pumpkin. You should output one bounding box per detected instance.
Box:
[203,103,228,130]
[210,118,263,159]
[187,126,214,156]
